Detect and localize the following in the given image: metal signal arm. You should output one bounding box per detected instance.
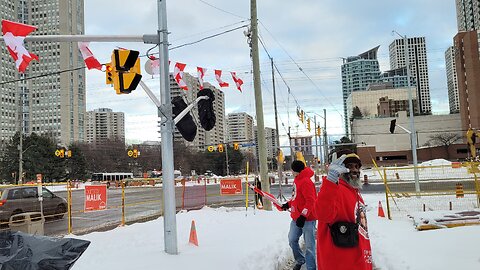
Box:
[138,80,208,124]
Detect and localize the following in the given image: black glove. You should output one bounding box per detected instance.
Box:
[296,215,306,228]
[281,203,289,211]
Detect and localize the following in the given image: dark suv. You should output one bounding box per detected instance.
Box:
[0,186,67,225]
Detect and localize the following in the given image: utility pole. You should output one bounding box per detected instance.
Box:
[250,0,270,210]
[157,0,178,254]
[271,57,285,200]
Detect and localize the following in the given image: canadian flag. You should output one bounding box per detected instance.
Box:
[197,67,207,90]
[149,55,160,75]
[78,42,102,70]
[1,20,39,73]
[230,72,244,92]
[215,69,229,88]
[174,62,188,90]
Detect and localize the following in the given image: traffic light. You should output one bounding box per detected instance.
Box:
[172,96,197,142]
[389,119,396,134]
[106,49,142,94]
[105,63,116,84]
[197,88,216,131]
[307,118,311,132]
[55,147,70,158]
[233,143,239,151]
[301,110,305,123]
[316,126,321,136]
[217,144,224,153]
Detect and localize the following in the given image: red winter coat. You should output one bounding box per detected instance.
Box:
[314,178,372,270]
[287,167,316,221]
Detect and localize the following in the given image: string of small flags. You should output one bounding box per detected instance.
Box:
[152,58,244,92]
[1,19,245,92]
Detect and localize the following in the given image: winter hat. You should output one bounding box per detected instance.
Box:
[344,153,362,167]
[291,160,306,173]
[337,149,362,167]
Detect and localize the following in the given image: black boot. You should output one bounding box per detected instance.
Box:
[293,263,303,270]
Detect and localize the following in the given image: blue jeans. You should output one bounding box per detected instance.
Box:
[288,219,316,270]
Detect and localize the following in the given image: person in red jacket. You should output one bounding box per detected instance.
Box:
[279,160,317,270]
[314,150,372,270]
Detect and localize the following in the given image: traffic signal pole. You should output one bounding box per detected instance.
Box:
[157,0,178,255]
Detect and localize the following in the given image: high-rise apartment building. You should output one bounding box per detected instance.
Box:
[290,136,313,156]
[389,37,431,115]
[227,112,254,145]
[378,67,413,89]
[169,73,225,150]
[454,30,480,131]
[341,46,381,135]
[0,0,86,146]
[86,108,125,145]
[456,0,480,31]
[445,46,460,114]
[254,127,278,161]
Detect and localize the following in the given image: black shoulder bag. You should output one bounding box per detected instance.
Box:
[329,192,360,248]
[329,221,358,248]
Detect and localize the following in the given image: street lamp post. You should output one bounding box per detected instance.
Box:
[392,30,420,193]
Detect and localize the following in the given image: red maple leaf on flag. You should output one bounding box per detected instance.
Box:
[1,20,39,73]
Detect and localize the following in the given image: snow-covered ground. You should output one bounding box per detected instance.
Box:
[69,192,480,270]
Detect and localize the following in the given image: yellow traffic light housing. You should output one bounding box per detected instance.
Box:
[316,126,321,136]
[112,49,142,94]
[307,118,311,132]
[233,143,239,151]
[218,144,224,153]
[105,49,142,94]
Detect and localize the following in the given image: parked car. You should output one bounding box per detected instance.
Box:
[0,186,67,226]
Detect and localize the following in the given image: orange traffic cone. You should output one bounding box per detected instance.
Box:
[378,201,385,218]
[189,220,199,246]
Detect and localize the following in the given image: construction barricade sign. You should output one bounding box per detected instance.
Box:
[220,179,242,195]
[84,185,107,211]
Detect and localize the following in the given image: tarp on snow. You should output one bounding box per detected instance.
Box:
[0,231,90,270]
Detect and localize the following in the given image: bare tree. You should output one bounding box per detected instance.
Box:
[425,133,462,160]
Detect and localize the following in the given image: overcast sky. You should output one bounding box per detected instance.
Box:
[83,0,458,144]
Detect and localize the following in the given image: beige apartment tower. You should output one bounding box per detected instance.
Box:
[0,0,86,146]
[86,108,125,145]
